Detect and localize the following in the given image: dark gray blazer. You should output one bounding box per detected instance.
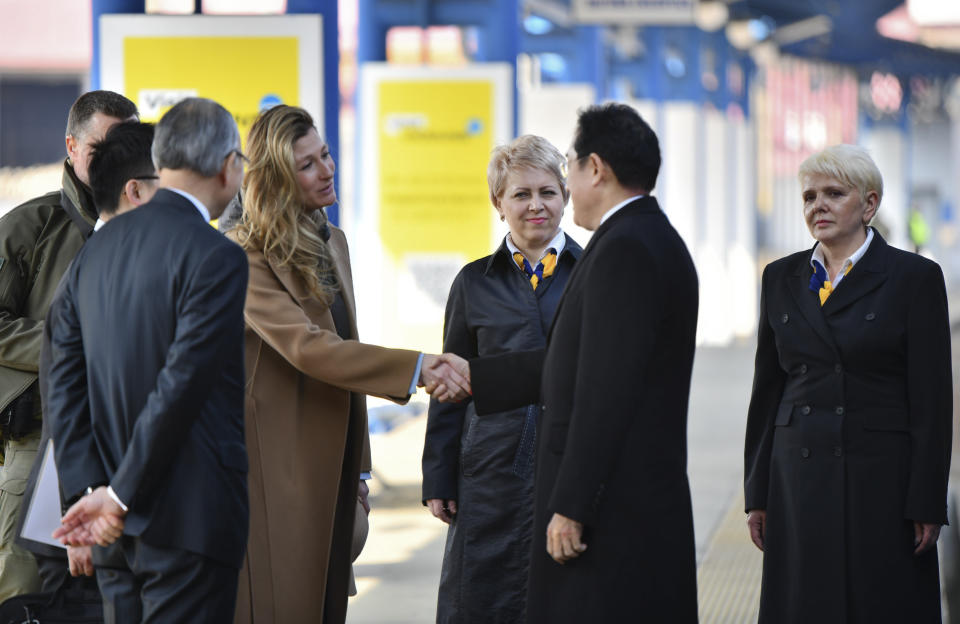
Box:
[45,189,249,568]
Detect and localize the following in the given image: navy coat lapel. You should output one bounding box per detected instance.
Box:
[821,231,888,316]
[788,251,841,357]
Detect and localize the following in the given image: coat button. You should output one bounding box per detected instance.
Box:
[781,314,789,324]
[833,446,842,457]
[801,448,810,458]
[541,405,547,412]
[799,364,808,374]
[802,405,811,415]
[835,406,844,415]
[834,364,842,374]
[865,312,876,321]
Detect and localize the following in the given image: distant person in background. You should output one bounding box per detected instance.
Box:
[227,104,469,623]
[0,90,136,602]
[908,206,930,254]
[744,144,952,623]
[422,135,582,623]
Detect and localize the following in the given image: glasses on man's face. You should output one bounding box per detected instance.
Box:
[133,175,159,181]
[227,149,250,167]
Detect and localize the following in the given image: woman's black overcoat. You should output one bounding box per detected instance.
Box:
[422,234,581,624]
[744,230,952,624]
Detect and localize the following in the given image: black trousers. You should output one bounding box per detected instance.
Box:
[93,537,238,623]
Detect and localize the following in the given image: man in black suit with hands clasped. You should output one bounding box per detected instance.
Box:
[435,103,700,623]
[46,98,249,623]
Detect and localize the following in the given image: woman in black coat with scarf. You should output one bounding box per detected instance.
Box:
[744,144,952,623]
[421,135,581,623]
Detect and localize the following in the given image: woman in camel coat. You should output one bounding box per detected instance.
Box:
[227,105,461,623]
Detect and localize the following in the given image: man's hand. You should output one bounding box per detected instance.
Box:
[421,353,471,402]
[358,480,370,515]
[546,512,586,564]
[746,509,766,551]
[426,498,458,524]
[914,521,941,555]
[67,545,94,577]
[53,486,126,547]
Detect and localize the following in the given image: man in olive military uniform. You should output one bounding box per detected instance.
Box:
[0,90,137,601]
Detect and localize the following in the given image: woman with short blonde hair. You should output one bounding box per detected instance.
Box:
[744,144,950,623]
[422,134,582,623]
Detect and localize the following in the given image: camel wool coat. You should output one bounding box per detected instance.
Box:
[227,225,420,623]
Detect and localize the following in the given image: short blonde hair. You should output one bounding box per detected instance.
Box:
[799,144,883,207]
[487,135,569,207]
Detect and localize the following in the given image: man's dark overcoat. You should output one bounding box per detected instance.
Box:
[422,235,581,623]
[471,197,699,623]
[744,230,952,624]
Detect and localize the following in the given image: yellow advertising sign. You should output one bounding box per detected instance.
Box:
[377,80,494,260]
[123,36,300,143]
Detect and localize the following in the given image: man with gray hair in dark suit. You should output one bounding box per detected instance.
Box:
[45,98,249,623]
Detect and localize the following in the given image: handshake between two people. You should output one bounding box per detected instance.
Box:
[419,353,472,403]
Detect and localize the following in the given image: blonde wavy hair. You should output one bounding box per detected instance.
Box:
[233,105,340,303]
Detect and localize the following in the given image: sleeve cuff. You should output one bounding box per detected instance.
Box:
[106,486,129,513]
[360,472,371,481]
[408,353,424,395]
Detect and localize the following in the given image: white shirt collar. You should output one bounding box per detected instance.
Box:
[93,218,106,232]
[167,187,211,223]
[599,194,645,226]
[810,227,874,288]
[504,228,566,261]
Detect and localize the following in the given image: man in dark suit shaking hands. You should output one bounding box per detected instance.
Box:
[46,98,249,623]
[445,103,700,622]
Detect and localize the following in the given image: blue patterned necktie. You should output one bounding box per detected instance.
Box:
[513,249,557,290]
[809,259,852,305]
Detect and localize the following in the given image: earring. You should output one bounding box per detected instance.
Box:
[499,214,505,222]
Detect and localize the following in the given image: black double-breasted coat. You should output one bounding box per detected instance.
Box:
[421,234,581,623]
[744,230,952,623]
[471,197,700,623]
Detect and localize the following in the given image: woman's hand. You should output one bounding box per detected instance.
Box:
[913,521,941,555]
[747,509,766,551]
[421,354,471,402]
[358,480,370,514]
[426,499,458,524]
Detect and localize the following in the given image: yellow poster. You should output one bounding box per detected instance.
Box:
[377,80,494,260]
[123,36,300,143]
